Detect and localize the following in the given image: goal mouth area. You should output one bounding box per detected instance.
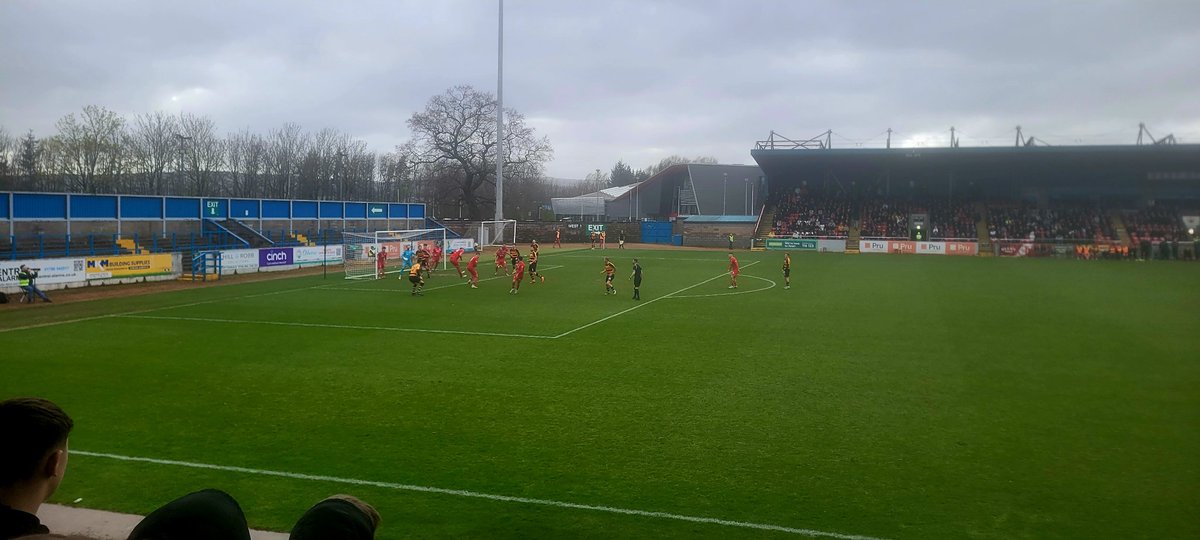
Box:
[343,228,449,280]
[473,220,518,248]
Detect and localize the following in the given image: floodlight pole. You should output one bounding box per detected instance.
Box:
[494,0,504,223]
[723,172,728,215]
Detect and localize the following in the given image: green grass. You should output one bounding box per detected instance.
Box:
[2,247,1198,539]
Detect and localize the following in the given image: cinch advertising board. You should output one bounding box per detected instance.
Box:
[85,254,174,279]
[258,247,294,267]
[446,238,476,251]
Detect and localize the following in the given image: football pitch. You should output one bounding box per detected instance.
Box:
[2,247,1197,539]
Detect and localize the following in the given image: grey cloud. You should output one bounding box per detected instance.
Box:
[2,0,1198,179]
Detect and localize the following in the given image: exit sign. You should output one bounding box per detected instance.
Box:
[204,199,225,218]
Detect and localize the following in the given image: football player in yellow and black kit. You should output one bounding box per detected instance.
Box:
[782,252,791,290]
[602,258,616,295]
[408,261,425,296]
[527,245,545,283]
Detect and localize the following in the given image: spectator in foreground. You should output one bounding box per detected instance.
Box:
[290,495,381,540]
[127,489,252,540]
[0,397,73,539]
[125,491,380,540]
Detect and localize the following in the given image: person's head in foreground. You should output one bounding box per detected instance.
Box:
[0,397,73,516]
[127,489,251,540]
[290,495,381,540]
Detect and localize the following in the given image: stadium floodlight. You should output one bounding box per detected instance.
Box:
[343,228,448,280]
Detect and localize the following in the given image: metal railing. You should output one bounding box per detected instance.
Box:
[2,227,392,260]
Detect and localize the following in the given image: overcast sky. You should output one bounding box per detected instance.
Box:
[2,0,1199,179]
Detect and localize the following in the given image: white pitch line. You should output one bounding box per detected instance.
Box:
[117,314,554,340]
[72,450,888,540]
[671,274,777,298]
[553,261,760,339]
[317,265,564,293]
[559,254,734,262]
[0,285,315,334]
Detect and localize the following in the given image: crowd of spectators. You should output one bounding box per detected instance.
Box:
[927,201,979,239]
[1,397,381,540]
[858,199,926,239]
[767,190,1194,250]
[771,190,852,237]
[1125,206,1189,244]
[986,203,1115,242]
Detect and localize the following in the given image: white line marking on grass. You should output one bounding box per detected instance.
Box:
[0,286,315,334]
[671,275,777,298]
[553,261,760,339]
[116,314,554,340]
[317,265,564,293]
[560,254,733,262]
[72,450,888,540]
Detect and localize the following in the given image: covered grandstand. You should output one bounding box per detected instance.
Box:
[0,192,427,260]
[749,131,1200,256]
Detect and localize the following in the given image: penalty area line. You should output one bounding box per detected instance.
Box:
[316,265,564,293]
[72,450,888,540]
[115,314,554,340]
[553,261,760,339]
[0,286,316,334]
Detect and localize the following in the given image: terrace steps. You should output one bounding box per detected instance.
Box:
[1109,210,1131,246]
[116,237,145,254]
[845,226,860,253]
[975,203,994,257]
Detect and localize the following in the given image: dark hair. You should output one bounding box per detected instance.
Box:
[0,397,73,486]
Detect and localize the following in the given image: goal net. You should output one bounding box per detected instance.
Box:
[343,228,448,280]
[473,219,517,248]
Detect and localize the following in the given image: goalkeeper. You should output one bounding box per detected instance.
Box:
[401,245,415,271]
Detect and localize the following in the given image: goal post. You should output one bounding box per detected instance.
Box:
[474,219,517,248]
[343,228,449,280]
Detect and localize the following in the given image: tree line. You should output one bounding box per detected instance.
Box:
[0,85,718,220]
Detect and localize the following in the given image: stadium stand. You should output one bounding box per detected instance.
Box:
[927,200,979,240]
[1125,206,1188,243]
[770,190,851,237]
[986,203,1115,242]
[859,198,928,239]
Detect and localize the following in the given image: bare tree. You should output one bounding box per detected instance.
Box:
[225,129,268,198]
[267,123,306,199]
[403,85,552,219]
[16,131,40,190]
[54,105,126,193]
[177,113,225,196]
[127,111,177,195]
[0,126,12,187]
[645,155,718,176]
[378,150,413,202]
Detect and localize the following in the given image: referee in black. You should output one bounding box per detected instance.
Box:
[629,258,643,300]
